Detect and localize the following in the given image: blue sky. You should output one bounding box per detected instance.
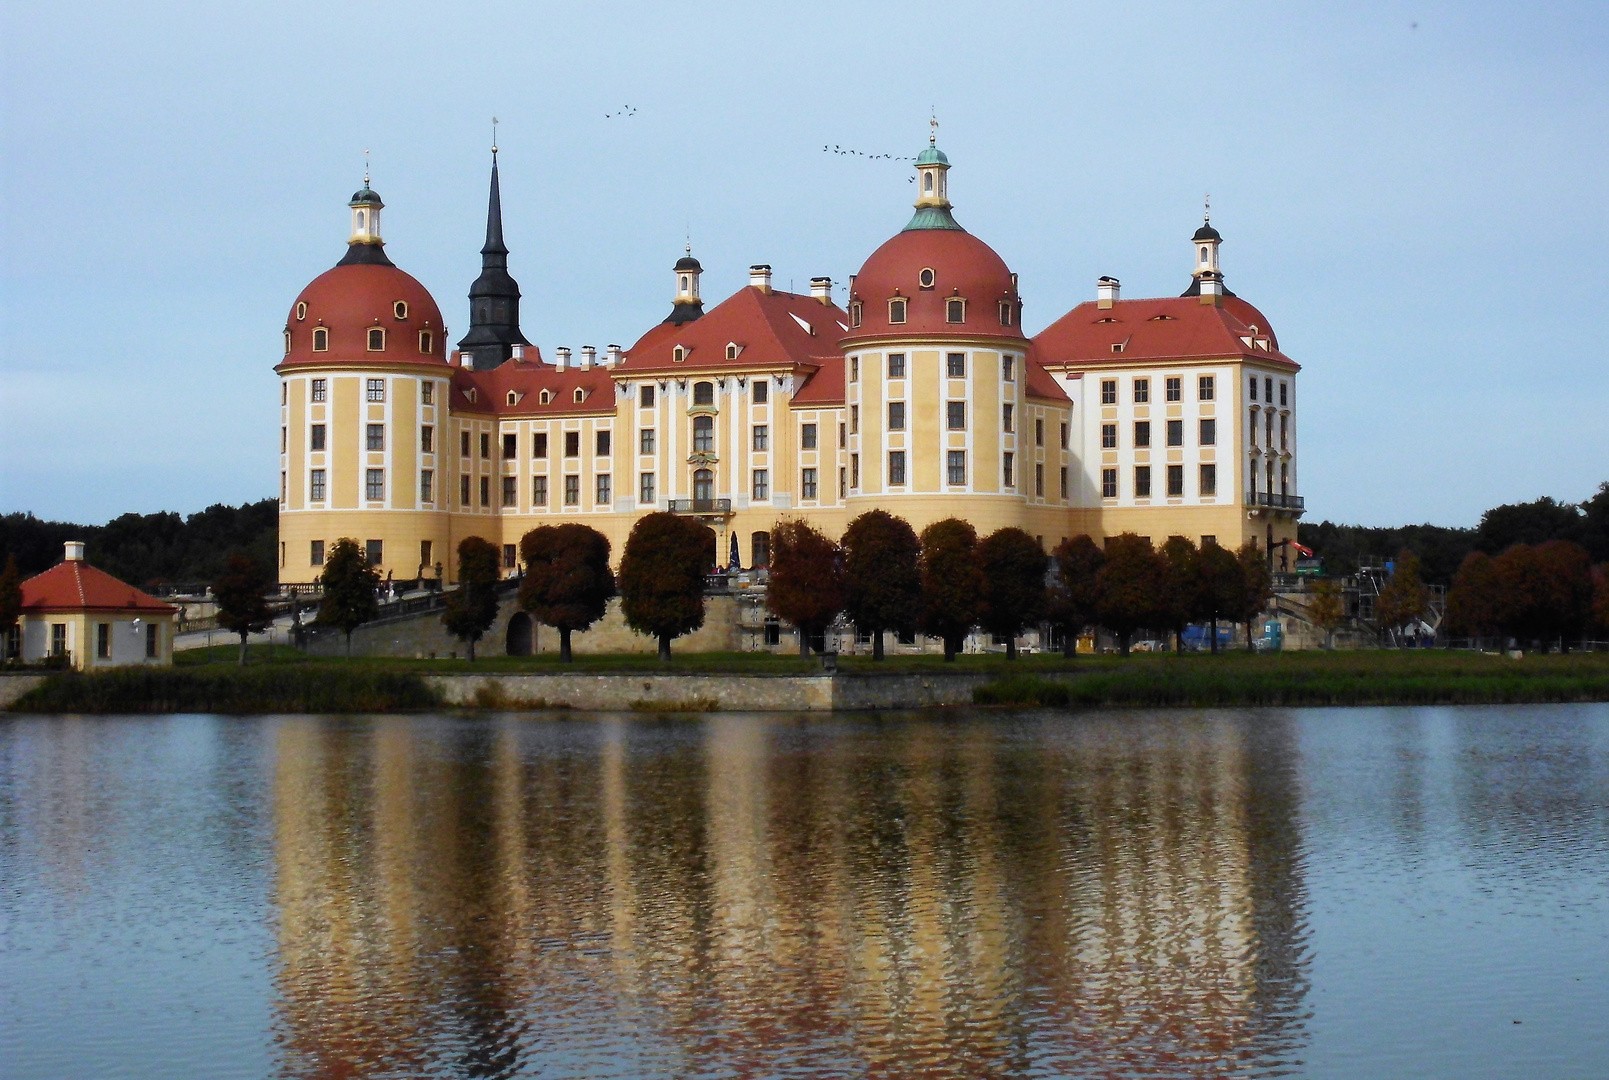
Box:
[3,1,1606,526]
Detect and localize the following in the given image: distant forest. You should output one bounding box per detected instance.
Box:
[1,499,279,589]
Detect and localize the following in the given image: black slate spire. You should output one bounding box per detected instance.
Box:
[457,153,530,370]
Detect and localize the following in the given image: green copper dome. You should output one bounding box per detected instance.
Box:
[916,144,949,166]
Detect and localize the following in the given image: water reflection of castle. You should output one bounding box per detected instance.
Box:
[270,715,1309,1077]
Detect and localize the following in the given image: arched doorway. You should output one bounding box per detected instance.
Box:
[506,612,533,656]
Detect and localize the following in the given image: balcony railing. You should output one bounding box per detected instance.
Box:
[667,498,733,515]
[1245,492,1306,511]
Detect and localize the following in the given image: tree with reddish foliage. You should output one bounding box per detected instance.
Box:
[519,524,616,663]
[1446,551,1502,645]
[1531,540,1596,649]
[1593,565,1609,639]
[619,512,714,661]
[0,554,22,661]
[442,536,501,661]
[1047,535,1104,657]
[1235,541,1273,651]
[766,521,844,656]
[1159,536,1200,653]
[918,519,984,661]
[1375,549,1430,645]
[1096,534,1169,655]
[212,551,273,665]
[1195,541,1244,654]
[841,510,920,660]
[977,528,1048,660]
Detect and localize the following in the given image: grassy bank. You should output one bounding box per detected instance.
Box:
[12,666,440,714]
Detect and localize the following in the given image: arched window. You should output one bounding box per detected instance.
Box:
[693,381,714,406]
[888,299,907,324]
[368,328,385,351]
[283,329,291,354]
[946,298,965,323]
[418,330,433,354]
[919,268,935,289]
[726,343,738,360]
[507,391,519,406]
[573,388,586,403]
[1200,246,1209,263]
[693,468,714,501]
[394,301,408,319]
[693,415,714,452]
[850,302,863,327]
[998,301,1013,326]
[673,346,686,362]
[356,210,366,230]
[923,171,933,193]
[680,275,690,292]
[539,390,552,405]
[312,327,328,351]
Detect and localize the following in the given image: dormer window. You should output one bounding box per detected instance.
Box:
[367,328,385,351]
[283,329,291,354]
[726,343,740,360]
[539,390,552,405]
[506,391,519,406]
[998,301,1013,326]
[573,388,586,403]
[394,301,408,320]
[418,330,433,354]
[312,327,328,351]
[946,298,965,323]
[673,346,687,363]
[1110,342,1125,353]
[296,302,308,321]
[919,268,935,289]
[850,301,863,327]
[889,299,907,324]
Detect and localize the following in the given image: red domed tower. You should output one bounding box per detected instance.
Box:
[839,135,1071,541]
[275,180,455,585]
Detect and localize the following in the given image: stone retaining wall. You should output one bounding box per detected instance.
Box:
[424,671,999,712]
[0,675,48,709]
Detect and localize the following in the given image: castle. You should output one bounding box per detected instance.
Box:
[276,137,1303,585]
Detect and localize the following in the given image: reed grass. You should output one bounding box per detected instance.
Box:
[12,666,439,714]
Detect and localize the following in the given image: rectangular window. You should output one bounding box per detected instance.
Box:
[887,402,905,430]
[888,352,906,378]
[1165,376,1182,402]
[310,469,326,500]
[948,450,966,485]
[366,378,385,402]
[1133,378,1150,403]
[1035,462,1044,497]
[461,431,471,457]
[503,544,517,570]
[480,475,490,506]
[565,431,580,457]
[839,422,846,448]
[1135,465,1152,498]
[1060,466,1069,499]
[310,540,325,565]
[850,356,859,382]
[564,475,579,505]
[461,475,471,506]
[367,424,385,451]
[801,467,818,499]
[1200,463,1217,496]
[752,425,769,451]
[596,430,611,456]
[1167,419,1183,447]
[1002,404,1014,433]
[1002,355,1015,381]
[638,472,654,503]
[480,433,490,459]
[1250,408,1260,447]
[1266,377,1274,402]
[1060,422,1068,449]
[146,622,159,659]
[888,451,906,485]
[421,425,433,453]
[533,475,548,506]
[1200,418,1217,445]
[747,379,765,405]
[1134,421,1151,448]
[420,469,433,502]
[310,424,326,451]
[1035,418,1044,446]
[851,454,860,488]
[1199,375,1215,400]
[801,423,817,449]
[503,433,517,459]
[752,469,769,500]
[366,539,383,566]
[1280,415,1288,451]
[534,432,548,458]
[889,299,907,323]
[1003,452,1015,487]
[1102,467,1118,499]
[366,469,384,500]
[281,426,286,453]
[1249,377,1259,401]
[97,623,110,659]
[839,466,847,499]
[1167,464,1184,497]
[311,378,327,402]
[597,474,612,504]
[947,352,966,378]
[640,384,655,407]
[947,298,966,322]
[503,476,517,506]
[849,405,859,435]
[640,429,655,454]
[420,540,432,569]
[947,401,966,429]
[1101,423,1116,449]
[421,382,434,405]
[1100,379,1117,405]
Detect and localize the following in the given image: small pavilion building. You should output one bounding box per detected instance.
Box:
[15,542,177,669]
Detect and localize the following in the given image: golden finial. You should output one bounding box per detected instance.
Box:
[363,148,370,186]
[492,117,499,158]
[929,111,938,145]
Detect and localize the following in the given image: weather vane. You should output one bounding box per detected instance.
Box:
[363,148,370,186]
[492,117,499,158]
[929,111,938,144]
[1204,192,1211,223]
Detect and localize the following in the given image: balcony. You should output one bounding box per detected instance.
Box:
[667,498,733,516]
[1245,492,1306,512]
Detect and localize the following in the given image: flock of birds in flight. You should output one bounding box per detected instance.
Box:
[606,107,921,180]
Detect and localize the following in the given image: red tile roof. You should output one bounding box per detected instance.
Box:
[1033,295,1298,371]
[278,262,450,369]
[843,228,1025,344]
[622,286,846,375]
[21,561,177,614]
[791,354,845,406]
[448,353,618,416]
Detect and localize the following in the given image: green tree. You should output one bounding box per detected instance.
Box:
[1194,541,1243,654]
[1446,551,1501,645]
[1593,565,1609,639]
[0,554,22,661]
[977,527,1048,660]
[1096,533,1169,655]
[315,538,380,657]
[519,524,616,662]
[1235,541,1273,651]
[1476,496,1584,555]
[841,510,921,660]
[918,519,984,661]
[442,536,501,661]
[1159,536,1200,653]
[1374,548,1430,645]
[1047,535,1104,657]
[212,551,273,665]
[1306,579,1346,649]
[619,512,714,661]
[766,521,845,656]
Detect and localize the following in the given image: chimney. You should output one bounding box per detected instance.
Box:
[580,345,596,370]
[810,276,832,304]
[1097,276,1120,309]
[605,344,622,367]
[64,540,86,562]
[749,264,772,293]
[1198,271,1224,306]
[511,344,525,362]
[555,347,570,371]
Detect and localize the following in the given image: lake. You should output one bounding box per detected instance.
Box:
[1,706,1605,1078]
